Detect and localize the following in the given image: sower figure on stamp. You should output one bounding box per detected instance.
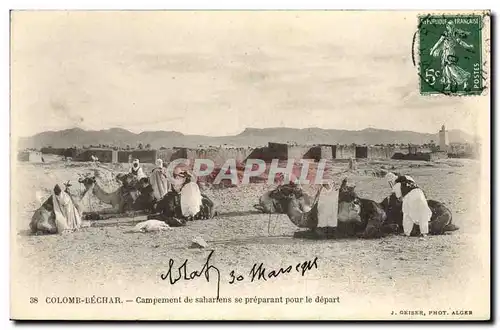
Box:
[429,20,474,91]
[386,172,431,238]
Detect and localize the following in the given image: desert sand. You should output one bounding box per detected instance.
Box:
[10,157,489,320]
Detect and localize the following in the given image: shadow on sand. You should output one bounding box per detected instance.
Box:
[216,210,264,218]
[204,231,361,246]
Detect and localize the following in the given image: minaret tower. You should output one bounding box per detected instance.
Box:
[439,124,449,151]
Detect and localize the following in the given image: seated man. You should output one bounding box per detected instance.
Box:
[177,170,203,220]
[52,183,83,233]
[134,177,157,213]
[31,182,84,234]
[129,159,146,179]
[153,168,216,222]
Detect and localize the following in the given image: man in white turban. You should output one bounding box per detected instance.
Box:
[386,172,431,238]
[386,172,416,187]
[129,159,146,179]
[149,159,170,200]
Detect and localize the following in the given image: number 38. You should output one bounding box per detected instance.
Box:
[424,68,441,85]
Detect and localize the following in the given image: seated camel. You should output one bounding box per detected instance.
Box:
[336,178,388,239]
[339,179,459,238]
[380,193,459,236]
[30,181,86,234]
[261,182,360,231]
[78,172,156,215]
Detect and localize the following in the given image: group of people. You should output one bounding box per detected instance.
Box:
[127,158,204,219]
[128,158,169,200]
[32,157,206,235]
[314,172,432,238]
[36,155,433,238]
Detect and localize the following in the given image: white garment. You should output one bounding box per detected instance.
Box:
[132,220,170,232]
[401,188,431,236]
[393,182,403,199]
[52,191,82,233]
[180,182,203,218]
[150,167,170,200]
[391,176,416,198]
[316,187,339,228]
[129,166,147,179]
[386,172,398,186]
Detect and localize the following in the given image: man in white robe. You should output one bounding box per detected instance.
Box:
[52,184,82,234]
[129,159,146,179]
[177,171,203,219]
[149,159,170,201]
[386,173,431,237]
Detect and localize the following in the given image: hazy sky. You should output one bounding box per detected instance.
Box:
[11,11,486,137]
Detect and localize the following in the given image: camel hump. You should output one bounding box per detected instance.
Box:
[427,199,452,215]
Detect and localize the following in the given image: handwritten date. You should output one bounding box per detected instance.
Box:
[160,250,319,299]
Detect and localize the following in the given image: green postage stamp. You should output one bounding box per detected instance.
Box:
[417,13,488,95]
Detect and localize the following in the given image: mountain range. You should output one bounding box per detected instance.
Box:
[16,127,478,150]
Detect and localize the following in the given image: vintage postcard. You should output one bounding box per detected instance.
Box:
[10,10,491,320]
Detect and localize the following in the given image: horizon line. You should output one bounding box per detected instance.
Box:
[19,125,473,139]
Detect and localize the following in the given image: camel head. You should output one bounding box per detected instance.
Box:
[267,183,305,212]
[62,180,74,194]
[78,174,97,195]
[261,183,318,228]
[337,178,362,224]
[63,180,71,188]
[116,172,140,189]
[116,173,127,185]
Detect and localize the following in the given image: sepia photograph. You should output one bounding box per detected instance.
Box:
[9,9,491,320]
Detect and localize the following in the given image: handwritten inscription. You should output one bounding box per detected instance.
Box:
[160,250,319,299]
[247,258,319,282]
[160,250,222,298]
